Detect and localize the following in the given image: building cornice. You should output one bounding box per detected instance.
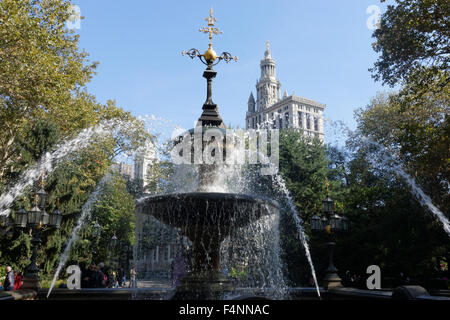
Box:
[246,95,325,117]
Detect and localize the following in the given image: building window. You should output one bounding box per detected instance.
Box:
[285,112,289,128]
[252,117,255,129]
[279,116,283,129]
[298,112,303,128]
[306,114,311,130]
[314,117,319,131]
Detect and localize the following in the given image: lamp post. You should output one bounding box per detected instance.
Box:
[91,221,101,259]
[14,178,63,291]
[310,182,349,290]
[109,234,118,267]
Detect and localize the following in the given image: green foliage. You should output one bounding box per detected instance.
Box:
[278,130,328,218]
[0,0,97,182]
[0,230,31,273]
[230,266,247,283]
[87,173,136,265]
[275,130,331,286]
[0,0,149,282]
[335,143,450,286]
[371,0,449,88]
[355,89,449,216]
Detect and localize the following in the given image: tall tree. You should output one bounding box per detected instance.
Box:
[371,0,449,89]
[276,130,330,285]
[0,0,97,180]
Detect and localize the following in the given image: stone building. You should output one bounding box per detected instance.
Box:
[118,162,134,179]
[246,42,325,142]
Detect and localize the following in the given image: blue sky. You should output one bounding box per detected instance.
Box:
[72,0,393,142]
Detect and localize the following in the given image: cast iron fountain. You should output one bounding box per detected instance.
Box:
[136,9,280,299]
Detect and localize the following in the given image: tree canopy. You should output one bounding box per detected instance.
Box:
[371,0,449,89]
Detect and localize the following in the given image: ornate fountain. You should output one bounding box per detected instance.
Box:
[137,9,279,299]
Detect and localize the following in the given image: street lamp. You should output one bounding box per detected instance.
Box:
[109,234,118,267]
[310,215,322,231]
[14,186,63,291]
[14,206,28,229]
[323,195,334,215]
[48,205,63,229]
[91,221,101,257]
[111,234,118,248]
[309,182,349,290]
[27,196,42,228]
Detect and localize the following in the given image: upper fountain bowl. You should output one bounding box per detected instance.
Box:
[137,192,279,241]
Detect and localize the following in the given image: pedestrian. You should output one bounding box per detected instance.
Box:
[87,262,98,288]
[172,251,186,288]
[95,264,106,288]
[98,262,108,288]
[80,261,89,288]
[4,266,15,291]
[14,271,23,291]
[111,271,118,288]
[129,268,137,288]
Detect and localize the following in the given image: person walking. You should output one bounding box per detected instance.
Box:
[14,271,23,291]
[87,262,98,288]
[129,268,137,288]
[98,262,108,288]
[4,266,14,291]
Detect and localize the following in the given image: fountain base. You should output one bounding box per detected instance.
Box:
[172,270,234,300]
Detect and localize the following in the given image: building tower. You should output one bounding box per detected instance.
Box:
[133,137,155,188]
[256,41,281,112]
[245,42,325,142]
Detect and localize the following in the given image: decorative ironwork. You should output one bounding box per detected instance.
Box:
[199,7,222,48]
[182,49,238,66]
[181,8,237,67]
[180,9,237,128]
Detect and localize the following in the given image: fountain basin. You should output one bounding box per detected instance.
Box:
[137,192,279,299]
[138,192,279,269]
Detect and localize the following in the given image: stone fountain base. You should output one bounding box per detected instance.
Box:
[172,270,234,300]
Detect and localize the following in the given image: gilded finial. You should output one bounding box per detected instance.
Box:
[182,9,237,65]
[325,179,329,196]
[34,194,39,205]
[206,7,216,26]
[266,40,270,51]
[199,7,223,62]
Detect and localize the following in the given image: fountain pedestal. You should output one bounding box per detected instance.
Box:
[323,242,343,290]
[173,270,234,300]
